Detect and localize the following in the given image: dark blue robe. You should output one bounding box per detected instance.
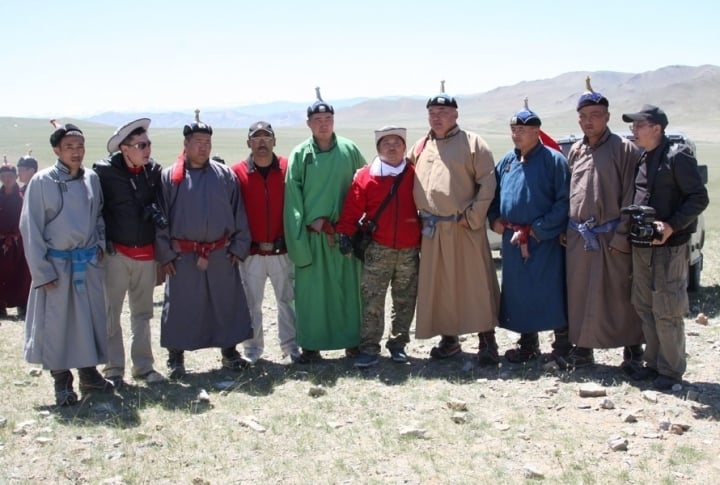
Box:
[488,143,569,333]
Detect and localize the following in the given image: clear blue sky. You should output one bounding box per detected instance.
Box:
[1,0,717,117]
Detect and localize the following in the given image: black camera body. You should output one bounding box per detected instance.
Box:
[621,204,662,247]
[144,202,169,229]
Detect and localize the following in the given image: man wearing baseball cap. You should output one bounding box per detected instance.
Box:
[20,121,114,406]
[336,126,421,367]
[93,118,165,387]
[623,104,708,390]
[231,122,300,363]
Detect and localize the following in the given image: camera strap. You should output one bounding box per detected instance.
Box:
[639,139,670,204]
[365,165,407,229]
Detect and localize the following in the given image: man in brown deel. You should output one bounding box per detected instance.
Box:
[563,78,644,370]
[408,83,500,364]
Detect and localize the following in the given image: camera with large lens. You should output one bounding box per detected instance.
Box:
[621,204,662,247]
[144,202,169,229]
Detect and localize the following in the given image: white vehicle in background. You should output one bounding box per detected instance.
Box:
[556,132,708,291]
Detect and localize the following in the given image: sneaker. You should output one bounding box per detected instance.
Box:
[354,352,379,368]
[653,374,681,391]
[52,370,78,407]
[477,331,500,366]
[294,349,322,364]
[167,350,186,380]
[564,347,595,368]
[504,346,541,364]
[135,370,166,384]
[388,347,408,363]
[221,349,250,371]
[78,367,115,392]
[430,337,461,360]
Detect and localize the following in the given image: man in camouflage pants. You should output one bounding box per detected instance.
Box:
[336,126,422,367]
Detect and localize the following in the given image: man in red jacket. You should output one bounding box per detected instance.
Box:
[232,122,300,363]
[336,126,421,367]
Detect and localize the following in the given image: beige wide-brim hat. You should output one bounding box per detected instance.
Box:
[106,118,151,153]
[374,126,407,146]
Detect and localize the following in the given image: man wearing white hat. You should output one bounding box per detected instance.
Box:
[93,119,165,387]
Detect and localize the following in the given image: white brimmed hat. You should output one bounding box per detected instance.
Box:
[374,126,407,146]
[107,118,151,153]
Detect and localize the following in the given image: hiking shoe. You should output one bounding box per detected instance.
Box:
[629,365,659,381]
[167,350,186,380]
[294,349,323,364]
[477,331,500,366]
[389,347,408,363]
[106,375,125,390]
[354,352,379,368]
[221,349,250,371]
[52,370,78,406]
[653,374,681,391]
[430,337,461,360]
[504,346,541,364]
[78,367,115,392]
[564,347,595,368]
[345,347,361,358]
[135,370,166,384]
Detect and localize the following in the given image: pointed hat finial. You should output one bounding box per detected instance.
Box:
[50,119,62,129]
[585,75,595,93]
[315,86,323,101]
[523,97,529,111]
[440,80,446,93]
[194,109,201,123]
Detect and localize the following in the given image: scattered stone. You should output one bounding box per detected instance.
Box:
[669,423,690,435]
[544,386,559,395]
[35,436,52,445]
[608,436,629,451]
[686,331,700,337]
[38,410,50,418]
[622,412,638,423]
[671,383,683,392]
[577,403,592,410]
[658,419,671,431]
[686,389,700,401]
[523,464,545,479]
[642,433,661,439]
[197,389,210,403]
[28,368,42,377]
[695,313,708,325]
[106,451,125,460]
[308,385,326,398]
[101,476,125,485]
[579,383,607,397]
[0,417,6,427]
[192,479,210,485]
[451,412,468,424]
[326,421,344,429]
[399,426,427,439]
[494,423,510,431]
[13,381,31,387]
[447,399,468,412]
[642,391,658,403]
[238,416,266,433]
[213,381,236,391]
[517,433,531,441]
[600,398,615,410]
[12,420,35,435]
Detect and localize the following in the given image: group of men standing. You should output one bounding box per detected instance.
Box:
[8,80,709,406]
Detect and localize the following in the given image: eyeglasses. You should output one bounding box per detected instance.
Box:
[629,122,653,131]
[125,141,152,150]
[250,136,273,143]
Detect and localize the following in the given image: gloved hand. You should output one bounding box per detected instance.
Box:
[338,234,353,256]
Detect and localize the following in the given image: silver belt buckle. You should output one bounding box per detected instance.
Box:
[258,242,274,252]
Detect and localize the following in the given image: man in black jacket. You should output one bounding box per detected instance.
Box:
[623,105,709,390]
[94,118,165,387]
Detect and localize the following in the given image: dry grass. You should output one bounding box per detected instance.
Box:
[1,237,719,484]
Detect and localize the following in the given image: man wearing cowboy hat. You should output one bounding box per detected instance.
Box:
[93,118,165,387]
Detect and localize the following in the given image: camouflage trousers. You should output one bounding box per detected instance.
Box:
[631,245,689,380]
[359,242,419,355]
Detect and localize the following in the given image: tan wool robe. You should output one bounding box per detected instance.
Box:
[566,130,644,348]
[409,126,500,339]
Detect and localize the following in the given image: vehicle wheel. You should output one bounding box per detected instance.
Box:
[687,254,702,292]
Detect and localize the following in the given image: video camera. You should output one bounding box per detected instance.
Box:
[621,204,662,247]
[144,202,169,229]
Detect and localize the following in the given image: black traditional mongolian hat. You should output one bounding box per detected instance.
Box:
[307,87,334,117]
[510,98,542,126]
[183,109,213,137]
[49,119,84,147]
[17,151,38,171]
[1,155,16,174]
[426,80,458,109]
[576,76,609,111]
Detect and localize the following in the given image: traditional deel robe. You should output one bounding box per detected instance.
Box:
[488,143,569,333]
[566,130,643,348]
[408,126,500,339]
[156,160,253,350]
[0,183,31,309]
[19,162,107,370]
[284,134,366,350]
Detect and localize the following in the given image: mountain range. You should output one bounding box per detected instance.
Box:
[84,65,720,139]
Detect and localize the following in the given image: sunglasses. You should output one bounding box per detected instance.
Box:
[125,141,152,150]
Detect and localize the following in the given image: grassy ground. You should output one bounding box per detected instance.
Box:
[1,235,719,484]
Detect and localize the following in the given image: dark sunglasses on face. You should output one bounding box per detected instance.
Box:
[125,141,152,150]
